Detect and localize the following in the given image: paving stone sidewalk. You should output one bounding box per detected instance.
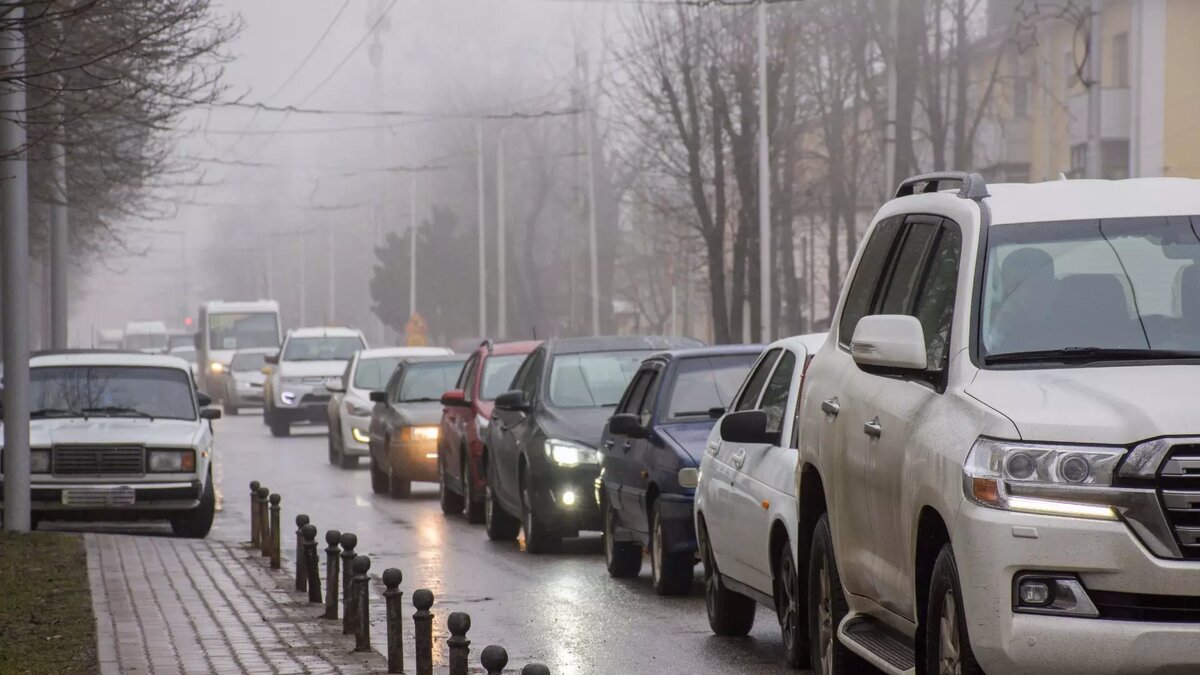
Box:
[86,533,387,675]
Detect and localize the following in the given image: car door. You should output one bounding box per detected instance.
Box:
[601,365,655,529]
[491,350,543,513]
[371,368,403,468]
[626,362,664,534]
[443,353,479,488]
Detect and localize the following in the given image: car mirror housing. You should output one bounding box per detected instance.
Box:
[720,410,777,445]
[325,379,345,394]
[200,408,222,420]
[369,390,387,404]
[196,391,213,407]
[264,353,280,365]
[494,390,529,412]
[851,315,928,372]
[608,413,648,439]
[441,389,469,407]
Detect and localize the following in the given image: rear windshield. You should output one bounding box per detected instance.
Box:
[355,357,401,390]
[480,354,526,400]
[30,366,196,420]
[665,354,759,420]
[548,350,650,408]
[398,361,464,403]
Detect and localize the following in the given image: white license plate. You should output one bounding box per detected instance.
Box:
[61,487,136,507]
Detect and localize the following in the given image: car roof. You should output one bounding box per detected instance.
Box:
[763,332,828,354]
[644,344,766,363]
[397,354,468,366]
[287,326,363,338]
[545,335,703,355]
[983,178,1200,226]
[488,340,541,356]
[31,351,193,371]
[359,347,453,359]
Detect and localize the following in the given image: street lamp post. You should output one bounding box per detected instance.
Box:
[757,0,772,343]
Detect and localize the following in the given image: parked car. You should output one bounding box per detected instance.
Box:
[263,327,367,437]
[483,336,702,553]
[599,344,762,595]
[437,339,540,522]
[367,354,467,498]
[326,346,453,469]
[2,350,220,536]
[694,334,825,663]
[215,347,275,415]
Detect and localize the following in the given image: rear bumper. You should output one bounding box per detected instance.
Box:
[657,493,698,555]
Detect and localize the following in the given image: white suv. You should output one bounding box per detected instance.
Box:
[263,327,367,437]
[790,174,1200,675]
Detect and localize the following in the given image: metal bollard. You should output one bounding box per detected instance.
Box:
[447,611,471,675]
[294,514,310,592]
[480,645,508,675]
[323,530,341,620]
[521,665,551,675]
[256,486,271,557]
[249,481,261,545]
[353,555,372,652]
[412,589,434,675]
[382,568,404,673]
[340,532,358,635]
[301,524,321,603]
[268,494,282,569]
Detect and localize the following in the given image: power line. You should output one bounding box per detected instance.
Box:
[296,0,400,106]
[198,100,582,120]
[266,0,352,103]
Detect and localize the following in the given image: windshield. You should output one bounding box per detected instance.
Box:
[170,348,197,363]
[208,312,280,351]
[549,350,650,408]
[355,357,401,390]
[30,366,197,420]
[282,336,364,362]
[982,216,1200,361]
[666,354,759,420]
[230,352,267,371]
[480,354,526,400]
[398,361,463,402]
[123,333,168,352]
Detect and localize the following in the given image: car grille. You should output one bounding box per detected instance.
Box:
[1091,589,1200,623]
[53,446,144,476]
[1156,444,1200,560]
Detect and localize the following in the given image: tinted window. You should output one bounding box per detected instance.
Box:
[914,228,962,369]
[282,336,364,362]
[758,351,796,435]
[398,362,464,402]
[208,312,279,351]
[230,352,267,371]
[480,354,526,400]
[548,350,650,408]
[458,354,479,401]
[734,349,780,412]
[878,220,938,315]
[31,366,197,420]
[839,218,903,347]
[617,369,654,416]
[354,357,402,391]
[635,371,661,425]
[666,353,758,420]
[518,352,543,402]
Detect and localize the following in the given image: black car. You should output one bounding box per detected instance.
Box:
[483,335,702,553]
[598,345,761,594]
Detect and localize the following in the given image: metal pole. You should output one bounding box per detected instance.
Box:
[757,0,772,343]
[477,122,487,337]
[1,2,31,532]
[1086,0,1105,179]
[299,233,307,326]
[884,0,899,195]
[409,174,417,321]
[497,130,507,339]
[50,99,68,349]
[328,226,335,323]
[582,53,600,336]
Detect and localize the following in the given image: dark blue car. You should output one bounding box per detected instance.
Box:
[597,345,762,595]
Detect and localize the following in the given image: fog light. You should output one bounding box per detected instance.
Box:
[351,427,370,444]
[561,490,577,506]
[1013,574,1098,617]
[1018,580,1051,606]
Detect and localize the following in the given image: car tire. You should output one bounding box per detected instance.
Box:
[776,540,808,667]
[439,457,465,515]
[269,414,290,438]
[808,513,867,675]
[604,498,642,578]
[337,440,357,469]
[171,473,216,539]
[699,518,755,636]
[651,501,693,596]
[464,455,485,524]
[389,466,412,499]
[521,474,559,554]
[328,432,340,465]
[484,483,520,541]
[370,457,388,495]
[925,544,983,675]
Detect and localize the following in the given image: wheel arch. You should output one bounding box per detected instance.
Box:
[913,505,952,661]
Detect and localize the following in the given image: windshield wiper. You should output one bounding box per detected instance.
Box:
[81,406,155,420]
[986,347,1200,365]
[31,408,78,418]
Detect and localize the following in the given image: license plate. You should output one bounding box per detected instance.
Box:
[61,487,136,507]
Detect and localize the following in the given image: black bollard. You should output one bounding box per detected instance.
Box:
[268,494,282,569]
[256,486,271,557]
[340,532,358,635]
[301,524,322,603]
[249,481,261,545]
[447,611,471,675]
[480,645,508,675]
[413,589,434,675]
[323,530,341,620]
[353,555,372,652]
[521,665,551,675]
[294,514,310,592]
[382,568,404,673]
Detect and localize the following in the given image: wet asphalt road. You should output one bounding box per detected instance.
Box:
[210,413,809,674]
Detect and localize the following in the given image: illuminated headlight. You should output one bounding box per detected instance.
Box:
[401,426,439,442]
[545,439,599,467]
[280,391,297,405]
[208,361,225,374]
[963,438,1124,520]
[148,449,197,473]
[560,490,577,506]
[351,427,370,444]
[31,449,50,473]
[346,401,372,417]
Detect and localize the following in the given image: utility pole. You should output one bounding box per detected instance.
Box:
[884,0,899,195]
[1086,0,1105,179]
[299,233,308,326]
[409,175,417,321]
[327,225,335,323]
[476,122,488,337]
[2,2,32,532]
[50,94,68,349]
[496,130,507,339]
[582,52,600,336]
[757,0,772,342]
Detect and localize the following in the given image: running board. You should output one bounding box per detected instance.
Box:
[837,614,916,675]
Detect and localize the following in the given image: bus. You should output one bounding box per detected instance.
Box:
[196,300,282,397]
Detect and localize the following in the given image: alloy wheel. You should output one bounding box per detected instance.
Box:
[817,563,833,675]
[938,591,961,675]
[779,552,798,654]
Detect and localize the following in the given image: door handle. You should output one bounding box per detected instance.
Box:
[863,417,882,439]
[622,440,632,452]
[602,439,614,449]
[821,398,841,417]
[731,448,746,469]
[498,422,509,432]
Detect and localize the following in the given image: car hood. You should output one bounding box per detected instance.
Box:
[27,417,201,447]
[659,419,719,466]
[395,402,444,427]
[278,361,348,378]
[967,365,1200,444]
[540,405,616,448]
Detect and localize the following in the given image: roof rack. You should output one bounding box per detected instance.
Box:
[895,172,989,201]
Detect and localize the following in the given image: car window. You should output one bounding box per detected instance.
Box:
[839,217,903,347]
[459,354,479,401]
[547,350,649,408]
[758,351,796,435]
[665,353,758,420]
[398,361,464,402]
[635,370,661,426]
[31,366,197,420]
[617,369,654,416]
[282,336,365,362]
[480,354,526,401]
[384,369,403,402]
[878,220,939,315]
[733,349,780,412]
[519,352,544,403]
[354,357,402,391]
[913,227,963,370]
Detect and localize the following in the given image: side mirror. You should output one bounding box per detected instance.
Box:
[608,413,648,439]
[369,390,387,404]
[720,410,777,445]
[851,315,928,372]
[440,389,469,407]
[325,379,345,394]
[200,408,222,420]
[264,353,279,365]
[196,391,213,407]
[494,390,529,413]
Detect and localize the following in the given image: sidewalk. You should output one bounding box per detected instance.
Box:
[86,533,386,675]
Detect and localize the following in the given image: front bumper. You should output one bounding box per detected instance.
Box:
[1,480,203,519]
[230,382,265,406]
[388,439,440,483]
[954,499,1200,674]
[273,387,330,423]
[529,466,602,536]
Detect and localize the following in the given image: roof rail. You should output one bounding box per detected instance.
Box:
[895,172,989,201]
[480,338,494,353]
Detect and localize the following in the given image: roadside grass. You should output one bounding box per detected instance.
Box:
[0,532,98,674]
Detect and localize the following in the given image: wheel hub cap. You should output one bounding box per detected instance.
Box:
[818,565,833,675]
[939,591,961,675]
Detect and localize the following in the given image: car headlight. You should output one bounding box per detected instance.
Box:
[31,449,50,473]
[148,449,197,473]
[545,439,599,467]
[963,437,1124,520]
[346,401,372,417]
[351,427,370,444]
[400,426,439,442]
[209,361,225,374]
[280,391,297,405]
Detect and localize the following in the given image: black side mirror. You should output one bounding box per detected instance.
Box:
[608,413,648,439]
[369,391,387,404]
[719,410,778,445]
[196,391,213,407]
[200,408,222,420]
[264,353,280,365]
[494,390,529,412]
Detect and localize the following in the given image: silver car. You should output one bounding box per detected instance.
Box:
[217,347,275,415]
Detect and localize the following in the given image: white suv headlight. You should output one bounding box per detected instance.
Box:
[545,439,599,467]
[963,438,1125,520]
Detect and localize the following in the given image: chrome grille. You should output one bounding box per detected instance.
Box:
[53,446,144,476]
[1157,444,1200,560]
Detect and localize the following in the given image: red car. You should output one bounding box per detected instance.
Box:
[437,339,539,522]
